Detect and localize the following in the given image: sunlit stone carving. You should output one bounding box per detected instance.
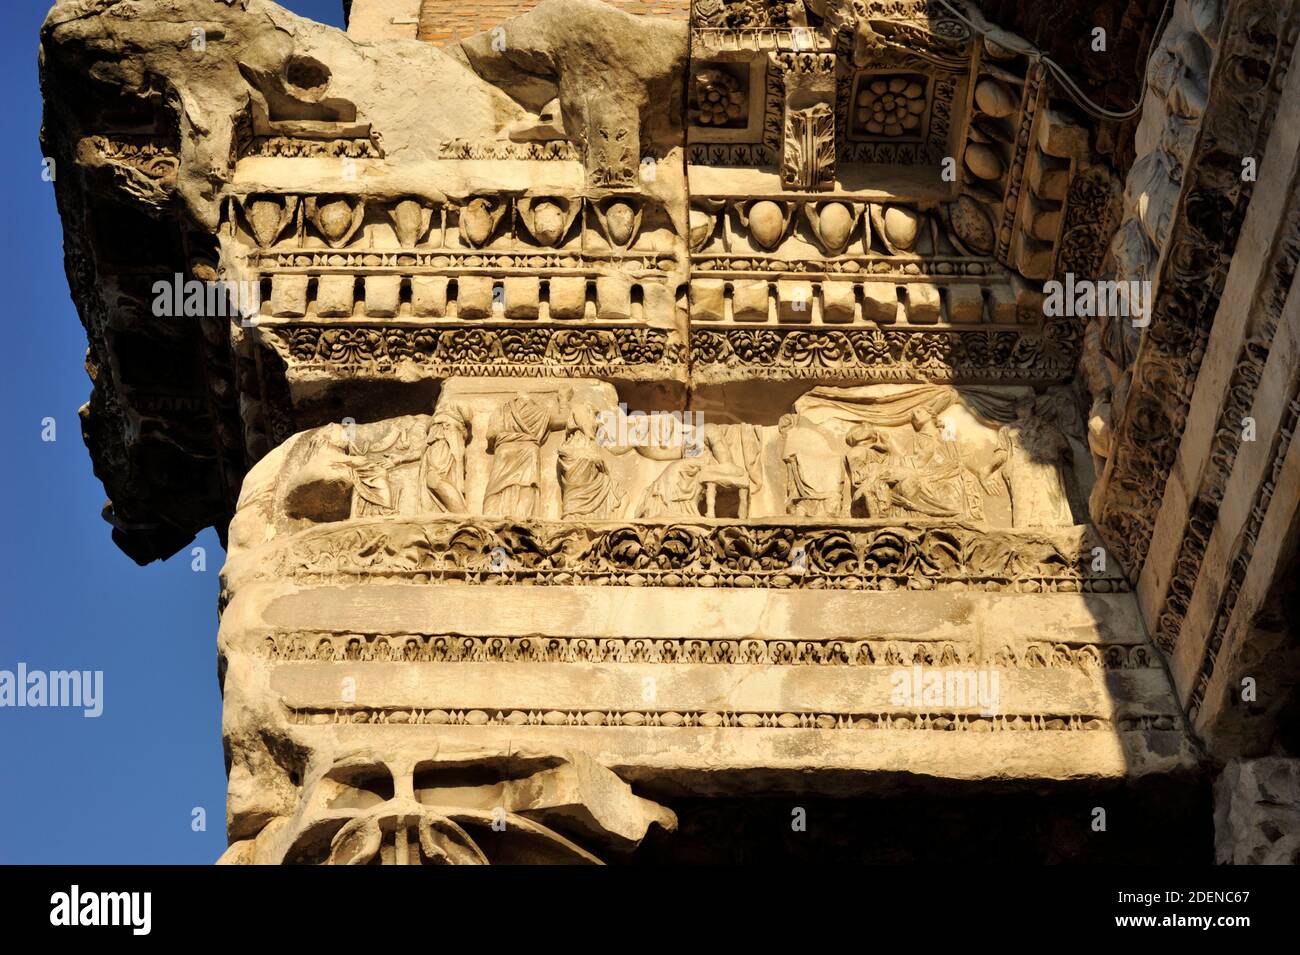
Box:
[46,0,1298,865]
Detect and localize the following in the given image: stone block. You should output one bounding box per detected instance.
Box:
[640,281,676,328]
[411,276,449,317]
[504,277,541,320]
[777,280,815,323]
[948,285,985,324]
[316,274,356,317]
[270,275,307,318]
[596,275,633,321]
[821,281,856,323]
[905,283,941,324]
[989,284,1017,324]
[861,282,898,324]
[548,277,588,320]
[364,275,402,317]
[689,279,727,322]
[1214,758,1300,864]
[731,280,770,322]
[456,276,494,320]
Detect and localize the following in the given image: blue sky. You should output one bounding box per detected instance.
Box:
[0,0,347,864]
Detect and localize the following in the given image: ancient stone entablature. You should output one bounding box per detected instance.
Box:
[51,0,1300,865]
[40,0,1122,555]
[685,0,1121,388]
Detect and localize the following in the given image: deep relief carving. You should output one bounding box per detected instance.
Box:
[852,74,927,137]
[695,0,813,29]
[1187,391,1300,722]
[691,325,1076,382]
[692,1,971,172]
[1078,13,1219,473]
[453,0,686,187]
[783,102,837,190]
[43,0,1125,564]
[225,190,678,258]
[691,66,749,127]
[79,135,180,194]
[1057,165,1123,282]
[45,0,1209,867]
[225,750,675,865]
[438,139,581,161]
[267,326,683,377]
[1095,0,1299,578]
[1152,172,1300,657]
[231,380,1088,535]
[680,0,1109,386]
[255,519,1123,592]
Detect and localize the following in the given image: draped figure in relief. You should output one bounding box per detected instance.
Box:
[483,390,572,519]
[422,404,471,514]
[558,403,627,519]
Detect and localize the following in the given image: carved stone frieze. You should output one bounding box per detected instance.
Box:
[44,0,1226,866]
[287,704,1130,733]
[223,379,1090,539]
[262,631,1157,668]
[1093,0,1299,578]
[690,324,1078,381]
[264,324,685,379]
[247,517,1125,592]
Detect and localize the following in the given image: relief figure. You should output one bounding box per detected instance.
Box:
[636,460,707,519]
[1000,400,1074,527]
[483,389,572,520]
[558,403,626,519]
[880,410,1004,521]
[423,404,471,514]
[335,417,427,518]
[846,424,891,517]
[778,414,848,518]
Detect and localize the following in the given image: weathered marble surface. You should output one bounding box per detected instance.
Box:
[41,0,1252,864]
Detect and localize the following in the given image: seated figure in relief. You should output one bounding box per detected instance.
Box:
[636,460,709,519]
[878,409,1006,522]
[635,422,763,520]
[557,403,627,519]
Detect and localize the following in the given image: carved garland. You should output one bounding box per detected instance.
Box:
[1057,165,1123,281]
[993,62,1045,264]
[1188,391,1300,721]
[267,520,1129,592]
[267,325,685,375]
[690,324,1077,382]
